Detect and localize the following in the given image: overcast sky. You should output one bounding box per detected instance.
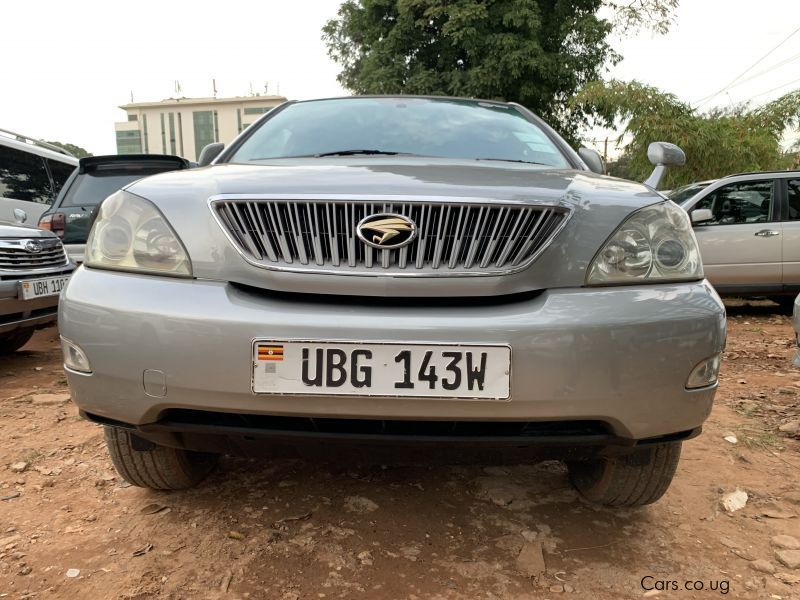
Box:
[2,0,798,155]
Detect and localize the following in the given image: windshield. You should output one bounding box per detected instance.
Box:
[229,97,570,167]
[669,182,711,205]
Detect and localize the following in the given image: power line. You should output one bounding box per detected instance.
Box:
[748,75,800,100]
[706,50,800,96]
[694,24,800,109]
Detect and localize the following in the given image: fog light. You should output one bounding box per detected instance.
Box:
[686,354,721,389]
[61,337,92,373]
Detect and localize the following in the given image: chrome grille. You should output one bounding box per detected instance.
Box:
[213,199,568,275]
[0,238,69,270]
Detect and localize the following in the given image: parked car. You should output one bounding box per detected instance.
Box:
[0,220,74,353]
[60,96,726,506]
[0,128,78,225]
[678,170,800,309]
[39,154,192,263]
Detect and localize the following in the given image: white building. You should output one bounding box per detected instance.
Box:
[114,95,287,161]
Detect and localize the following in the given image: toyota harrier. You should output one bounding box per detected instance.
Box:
[59,96,726,506]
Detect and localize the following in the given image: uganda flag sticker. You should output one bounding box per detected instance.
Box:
[257,344,284,361]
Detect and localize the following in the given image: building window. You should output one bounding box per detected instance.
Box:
[244,106,270,115]
[142,114,149,153]
[168,113,176,155]
[160,113,166,154]
[178,112,184,157]
[193,110,215,159]
[116,130,143,154]
[213,110,219,143]
[128,114,138,122]
[237,108,242,134]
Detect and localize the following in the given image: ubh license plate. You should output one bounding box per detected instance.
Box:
[19,275,70,300]
[252,340,511,399]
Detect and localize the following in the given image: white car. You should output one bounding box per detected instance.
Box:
[0,220,74,352]
[677,170,800,310]
[0,128,78,225]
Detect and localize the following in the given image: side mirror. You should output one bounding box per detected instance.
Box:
[691,208,713,225]
[198,143,225,167]
[578,148,605,175]
[643,142,686,190]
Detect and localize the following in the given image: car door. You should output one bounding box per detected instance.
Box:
[0,144,54,224]
[689,178,781,291]
[781,177,800,288]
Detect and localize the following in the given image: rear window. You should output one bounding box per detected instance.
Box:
[61,166,175,207]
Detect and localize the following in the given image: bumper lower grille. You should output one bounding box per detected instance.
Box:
[0,238,69,270]
[213,199,568,276]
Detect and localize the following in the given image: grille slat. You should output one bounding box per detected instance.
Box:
[0,238,68,272]
[214,200,567,276]
[512,208,554,266]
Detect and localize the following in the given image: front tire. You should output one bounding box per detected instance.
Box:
[568,442,682,507]
[104,426,217,490]
[0,327,35,354]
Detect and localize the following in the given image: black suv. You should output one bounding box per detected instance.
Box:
[39,154,191,262]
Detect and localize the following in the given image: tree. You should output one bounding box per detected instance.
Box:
[572,80,800,188]
[323,0,677,144]
[45,141,92,158]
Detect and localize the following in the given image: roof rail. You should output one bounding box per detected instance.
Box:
[0,128,76,157]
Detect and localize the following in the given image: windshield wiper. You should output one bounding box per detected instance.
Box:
[475,157,549,166]
[314,149,407,157]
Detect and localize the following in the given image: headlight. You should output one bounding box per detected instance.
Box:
[85,191,191,277]
[587,201,702,285]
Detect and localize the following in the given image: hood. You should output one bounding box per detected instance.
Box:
[129,157,658,209]
[124,158,665,297]
[0,221,57,239]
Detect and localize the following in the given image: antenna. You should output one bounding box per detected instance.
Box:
[212,78,217,98]
[130,90,134,103]
[175,80,182,95]
[264,81,269,95]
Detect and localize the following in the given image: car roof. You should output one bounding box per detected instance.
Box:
[0,128,79,166]
[290,94,513,107]
[721,170,800,179]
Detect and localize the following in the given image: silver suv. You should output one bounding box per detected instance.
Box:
[677,170,800,309]
[59,97,726,506]
[1,221,74,352]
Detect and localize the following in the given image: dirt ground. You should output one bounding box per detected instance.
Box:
[1,301,800,600]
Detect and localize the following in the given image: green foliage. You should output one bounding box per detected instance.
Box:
[323,0,626,144]
[574,80,800,188]
[45,141,92,158]
[607,0,679,35]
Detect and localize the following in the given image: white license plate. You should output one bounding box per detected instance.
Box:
[19,276,70,300]
[252,341,511,399]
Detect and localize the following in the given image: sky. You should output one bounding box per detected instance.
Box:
[1,0,798,156]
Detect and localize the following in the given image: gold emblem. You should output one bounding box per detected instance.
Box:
[357,214,417,249]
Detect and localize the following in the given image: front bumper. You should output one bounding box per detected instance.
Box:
[0,267,74,334]
[60,267,726,443]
